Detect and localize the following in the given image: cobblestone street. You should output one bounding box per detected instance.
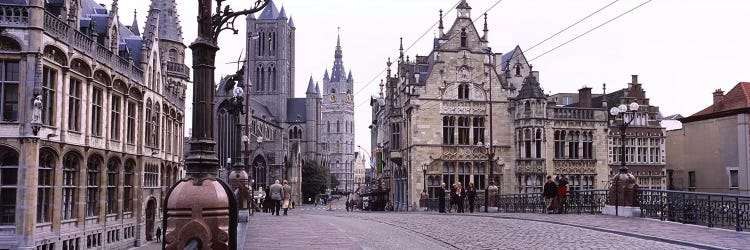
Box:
[242,201,750,250]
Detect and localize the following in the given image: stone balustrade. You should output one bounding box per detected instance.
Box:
[0,4,29,27]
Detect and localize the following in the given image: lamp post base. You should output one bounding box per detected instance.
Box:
[603,205,641,217]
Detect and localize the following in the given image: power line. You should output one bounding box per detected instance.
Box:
[526,0,620,53]
[351,2,461,99]
[529,0,654,62]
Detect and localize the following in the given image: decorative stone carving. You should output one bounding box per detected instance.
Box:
[440,101,486,115]
[441,146,486,161]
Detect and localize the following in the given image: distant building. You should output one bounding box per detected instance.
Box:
[667,84,750,194]
[353,151,367,190]
[320,31,356,193]
[0,0,189,248]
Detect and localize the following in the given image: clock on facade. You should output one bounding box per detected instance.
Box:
[330,93,336,102]
[346,94,352,103]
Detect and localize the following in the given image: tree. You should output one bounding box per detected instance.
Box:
[330,174,340,190]
[301,161,328,203]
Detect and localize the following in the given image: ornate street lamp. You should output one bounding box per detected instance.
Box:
[607,101,640,217]
[477,142,496,212]
[164,1,269,249]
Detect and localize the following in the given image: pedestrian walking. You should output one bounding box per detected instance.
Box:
[437,182,446,213]
[456,182,465,213]
[155,226,161,242]
[282,180,292,216]
[555,175,569,214]
[467,182,477,213]
[269,180,283,216]
[263,187,271,213]
[345,199,351,212]
[543,175,557,213]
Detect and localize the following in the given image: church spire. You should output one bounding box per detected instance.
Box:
[155,0,185,43]
[438,9,444,36]
[330,28,347,83]
[130,9,140,36]
[399,37,404,62]
[111,0,119,15]
[482,12,488,40]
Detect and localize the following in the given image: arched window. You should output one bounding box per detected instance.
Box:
[123,160,135,213]
[535,129,543,158]
[442,116,455,145]
[568,131,580,159]
[106,158,119,215]
[472,117,484,145]
[524,102,531,116]
[515,63,521,76]
[86,156,102,217]
[255,65,263,92]
[523,129,532,158]
[62,152,80,220]
[327,121,331,133]
[460,28,467,47]
[37,149,56,223]
[458,84,469,100]
[168,49,177,62]
[268,31,274,56]
[554,131,566,159]
[337,121,340,133]
[145,100,152,146]
[0,146,19,225]
[154,104,161,148]
[457,117,470,145]
[270,66,277,91]
[259,31,265,56]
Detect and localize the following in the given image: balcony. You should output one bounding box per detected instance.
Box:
[552,107,597,121]
[0,4,29,27]
[166,61,190,80]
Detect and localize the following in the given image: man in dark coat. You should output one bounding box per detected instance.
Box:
[543,175,557,213]
[437,182,446,213]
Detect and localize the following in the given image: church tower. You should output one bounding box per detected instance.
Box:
[246,0,295,121]
[322,30,356,192]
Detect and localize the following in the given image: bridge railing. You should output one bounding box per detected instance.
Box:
[493,189,750,231]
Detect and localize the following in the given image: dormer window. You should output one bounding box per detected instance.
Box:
[460,28,467,47]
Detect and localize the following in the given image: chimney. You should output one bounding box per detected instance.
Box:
[631,75,639,84]
[579,87,592,108]
[713,89,724,105]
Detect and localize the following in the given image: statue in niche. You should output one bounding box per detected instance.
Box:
[32,95,42,123]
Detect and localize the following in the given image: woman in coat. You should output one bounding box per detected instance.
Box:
[456,182,466,213]
[466,182,477,213]
[449,183,457,213]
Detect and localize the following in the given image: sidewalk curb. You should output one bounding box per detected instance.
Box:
[433,212,729,250]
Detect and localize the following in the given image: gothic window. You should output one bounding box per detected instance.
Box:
[442,116,455,145]
[442,162,456,189]
[86,156,101,217]
[145,100,153,146]
[145,164,158,187]
[568,131,580,159]
[62,152,80,220]
[42,67,56,125]
[583,132,593,159]
[524,101,531,116]
[327,121,331,133]
[460,28,467,47]
[535,129,542,158]
[91,87,103,136]
[524,129,532,158]
[168,49,177,62]
[109,95,121,141]
[154,104,161,148]
[126,101,136,144]
[457,83,469,100]
[391,123,401,150]
[458,162,471,187]
[554,131,565,159]
[473,162,486,190]
[166,117,172,153]
[337,121,341,133]
[336,141,341,153]
[0,60,19,122]
[457,117,470,145]
[259,31,265,56]
[68,78,82,131]
[520,175,543,193]
[472,117,485,145]
[0,146,18,225]
[106,158,118,215]
[261,67,266,92]
[268,31,274,56]
[123,160,134,213]
[37,149,55,223]
[270,66,277,91]
[515,63,521,76]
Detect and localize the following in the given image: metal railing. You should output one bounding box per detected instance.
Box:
[426,196,483,212]
[494,189,749,231]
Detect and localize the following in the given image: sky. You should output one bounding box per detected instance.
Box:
[105,0,750,153]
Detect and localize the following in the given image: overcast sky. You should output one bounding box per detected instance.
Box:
[106,0,750,153]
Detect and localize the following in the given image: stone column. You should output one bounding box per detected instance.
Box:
[17,139,40,250]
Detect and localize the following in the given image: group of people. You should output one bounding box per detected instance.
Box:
[436,182,478,213]
[261,180,294,216]
[345,199,358,212]
[543,175,569,214]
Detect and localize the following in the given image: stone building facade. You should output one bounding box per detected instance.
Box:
[667,83,750,195]
[370,0,611,210]
[0,0,189,249]
[320,32,356,193]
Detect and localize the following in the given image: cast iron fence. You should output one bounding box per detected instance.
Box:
[493,189,750,231]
